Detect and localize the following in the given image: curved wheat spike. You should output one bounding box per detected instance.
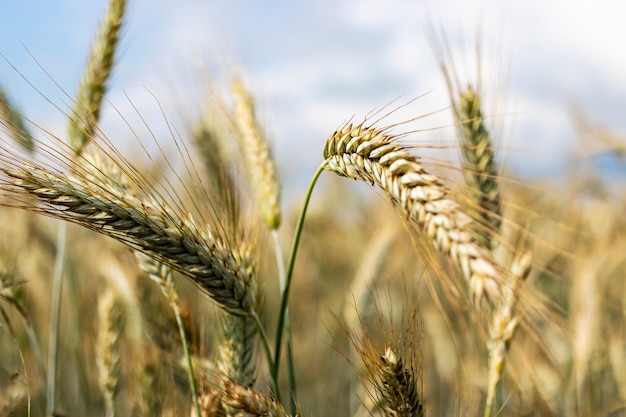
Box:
[323,120,504,305]
[0,163,257,316]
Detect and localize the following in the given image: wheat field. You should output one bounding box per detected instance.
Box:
[1,2,626,416]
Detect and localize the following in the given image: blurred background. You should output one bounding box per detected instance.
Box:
[2,0,626,198]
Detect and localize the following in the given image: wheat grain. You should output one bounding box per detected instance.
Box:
[323,120,504,305]
[0,164,257,316]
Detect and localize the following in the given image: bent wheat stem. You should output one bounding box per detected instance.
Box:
[273,163,325,406]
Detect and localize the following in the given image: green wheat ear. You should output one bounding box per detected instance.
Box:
[68,0,126,154]
[455,86,502,249]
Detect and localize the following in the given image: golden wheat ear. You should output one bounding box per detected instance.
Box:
[323,120,504,306]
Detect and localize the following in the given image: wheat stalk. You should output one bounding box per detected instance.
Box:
[68,0,126,153]
[0,164,257,316]
[323,120,504,305]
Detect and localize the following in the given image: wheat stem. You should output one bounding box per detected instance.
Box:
[273,163,325,394]
[272,230,297,412]
[250,310,279,400]
[45,221,66,417]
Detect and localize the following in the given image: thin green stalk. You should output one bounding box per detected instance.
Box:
[272,230,297,412]
[171,297,201,417]
[250,310,279,400]
[285,314,296,413]
[46,221,67,416]
[272,163,325,392]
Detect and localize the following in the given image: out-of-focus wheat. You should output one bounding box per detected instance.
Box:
[230,79,281,230]
[0,88,34,153]
[68,0,126,154]
[96,288,124,417]
[223,380,293,417]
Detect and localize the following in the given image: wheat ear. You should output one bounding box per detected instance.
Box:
[231,79,281,230]
[218,313,258,387]
[193,106,239,212]
[455,86,501,248]
[323,121,504,304]
[68,0,126,153]
[377,346,424,417]
[223,380,293,417]
[96,288,124,417]
[485,251,532,417]
[0,88,34,153]
[0,164,257,316]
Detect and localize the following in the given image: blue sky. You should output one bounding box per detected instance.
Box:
[2,0,626,194]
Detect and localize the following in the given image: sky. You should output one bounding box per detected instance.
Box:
[1,0,626,198]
